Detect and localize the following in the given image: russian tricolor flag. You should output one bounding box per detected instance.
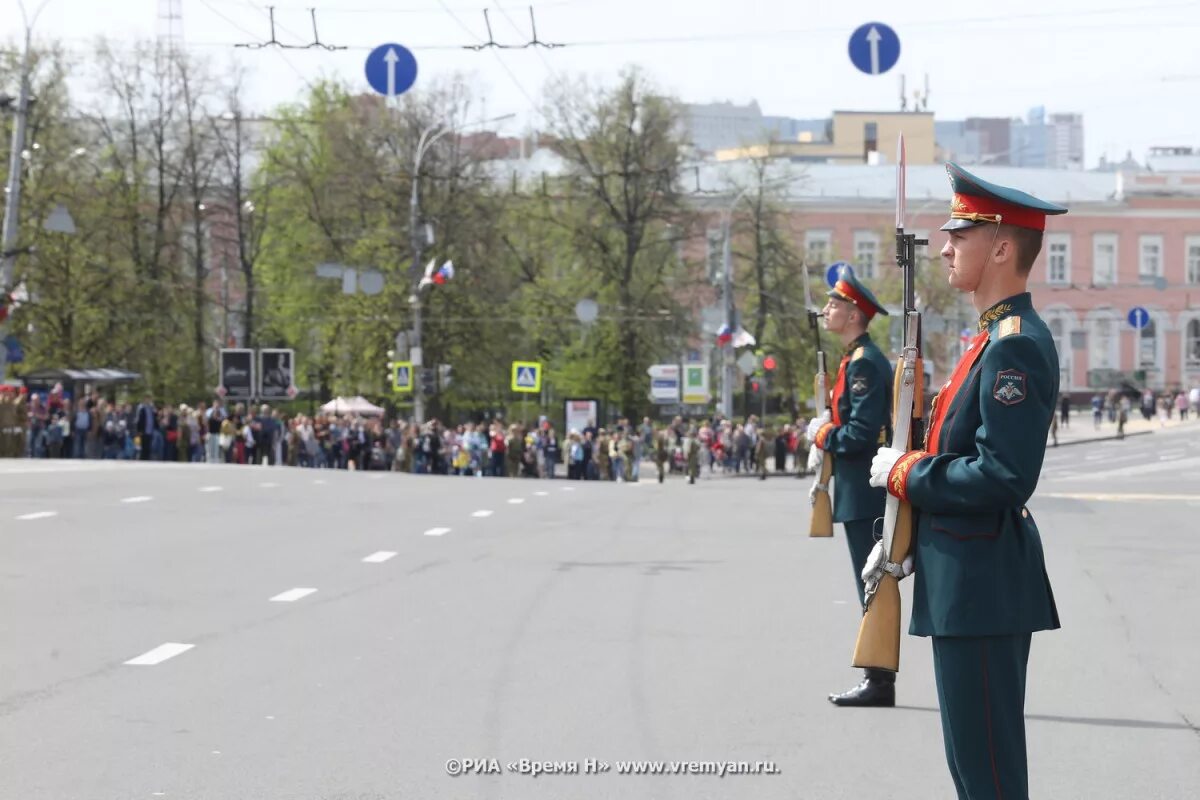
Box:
[716,324,733,345]
[433,261,454,285]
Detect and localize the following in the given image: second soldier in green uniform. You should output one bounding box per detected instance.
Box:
[807,267,897,707]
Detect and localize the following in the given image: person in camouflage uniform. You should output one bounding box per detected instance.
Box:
[654,427,670,483]
[0,394,14,457]
[755,426,770,480]
[685,426,701,485]
[595,429,611,480]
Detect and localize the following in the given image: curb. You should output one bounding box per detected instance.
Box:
[1047,429,1153,448]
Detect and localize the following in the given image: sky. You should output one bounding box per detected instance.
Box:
[2,0,1199,167]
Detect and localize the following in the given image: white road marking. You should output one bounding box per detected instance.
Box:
[560,486,575,492]
[121,496,153,504]
[198,486,223,493]
[471,510,494,518]
[534,491,549,497]
[16,511,57,520]
[1158,451,1186,460]
[313,479,327,485]
[362,551,397,563]
[369,474,385,481]
[269,587,318,602]
[424,527,451,537]
[1084,454,1106,461]
[507,498,525,505]
[260,482,279,488]
[1042,492,1200,503]
[833,600,849,605]
[125,642,195,666]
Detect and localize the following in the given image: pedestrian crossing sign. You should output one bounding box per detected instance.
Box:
[511,361,542,393]
[392,361,413,393]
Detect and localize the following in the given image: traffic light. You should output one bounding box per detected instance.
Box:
[419,367,437,396]
[762,355,777,371]
[750,379,761,393]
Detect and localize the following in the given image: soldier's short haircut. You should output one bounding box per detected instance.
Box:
[999,224,1044,276]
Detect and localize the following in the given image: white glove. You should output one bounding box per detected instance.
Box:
[869,446,904,489]
[808,481,821,507]
[861,540,915,584]
[806,443,824,472]
[805,410,831,442]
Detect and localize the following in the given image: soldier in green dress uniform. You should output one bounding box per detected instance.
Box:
[806,267,897,707]
[869,163,1065,800]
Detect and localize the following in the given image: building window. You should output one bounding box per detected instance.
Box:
[1138,318,1157,368]
[1047,233,1070,285]
[1092,234,1117,285]
[805,229,832,267]
[1187,237,1200,285]
[1188,320,1200,366]
[1048,318,1070,386]
[1139,235,1163,281]
[1090,317,1115,369]
[706,227,723,283]
[853,231,878,279]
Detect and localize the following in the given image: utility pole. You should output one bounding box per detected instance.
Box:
[0,15,36,385]
[406,112,513,424]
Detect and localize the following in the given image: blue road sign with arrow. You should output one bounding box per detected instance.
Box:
[1127,306,1151,330]
[365,43,418,98]
[848,22,900,76]
[826,261,852,288]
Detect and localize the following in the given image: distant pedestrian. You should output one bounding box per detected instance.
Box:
[1059,394,1070,429]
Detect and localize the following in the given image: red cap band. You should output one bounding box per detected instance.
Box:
[833,280,877,319]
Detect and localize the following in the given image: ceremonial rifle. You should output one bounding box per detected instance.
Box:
[852,134,926,671]
[800,259,833,537]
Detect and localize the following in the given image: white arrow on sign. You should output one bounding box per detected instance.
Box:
[866,26,882,75]
[384,47,399,97]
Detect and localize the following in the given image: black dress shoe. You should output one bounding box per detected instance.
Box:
[828,678,895,707]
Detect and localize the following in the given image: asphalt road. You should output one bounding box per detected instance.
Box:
[1,428,1198,800]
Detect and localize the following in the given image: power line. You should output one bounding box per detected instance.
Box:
[435,0,540,109]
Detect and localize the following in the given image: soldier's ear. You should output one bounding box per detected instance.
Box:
[993,234,1016,266]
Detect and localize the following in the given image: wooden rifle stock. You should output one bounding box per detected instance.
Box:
[808,353,833,537]
[852,345,923,671]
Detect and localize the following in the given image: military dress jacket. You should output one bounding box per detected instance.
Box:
[815,333,894,524]
[887,294,1061,637]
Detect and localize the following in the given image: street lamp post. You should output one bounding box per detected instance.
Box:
[719,175,793,418]
[406,113,513,424]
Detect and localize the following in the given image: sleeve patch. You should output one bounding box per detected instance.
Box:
[992,369,1027,406]
[851,376,868,394]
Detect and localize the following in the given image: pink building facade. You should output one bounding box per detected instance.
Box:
[754,164,1200,395]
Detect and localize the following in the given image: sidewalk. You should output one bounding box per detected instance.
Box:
[1047,413,1199,447]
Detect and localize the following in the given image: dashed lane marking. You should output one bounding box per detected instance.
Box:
[198,486,223,493]
[269,587,318,602]
[508,498,525,505]
[471,510,494,518]
[362,551,398,563]
[1042,492,1200,503]
[121,496,153,504]
[125,642,194,666]
[424,527,451,536]
[15,511,57,520]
